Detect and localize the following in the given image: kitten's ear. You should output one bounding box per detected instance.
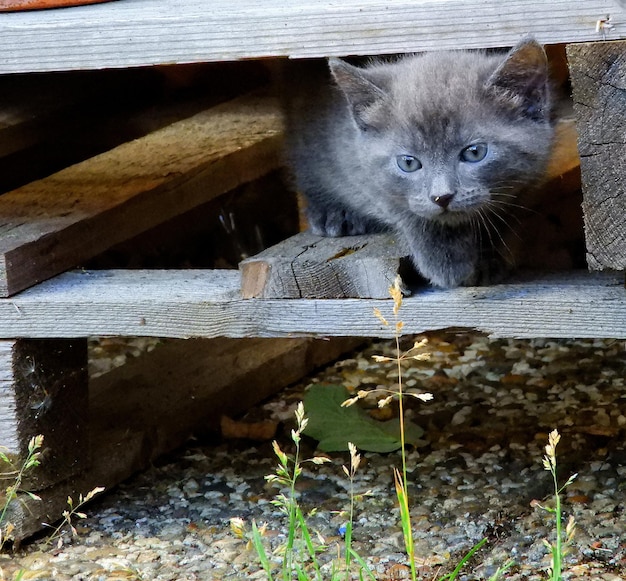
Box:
[329,58,387,131]
[486,38,551,121]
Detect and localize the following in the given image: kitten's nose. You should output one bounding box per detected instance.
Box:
[431,193,454,209]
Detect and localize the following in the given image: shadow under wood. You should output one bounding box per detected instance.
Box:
[4,336,363,543]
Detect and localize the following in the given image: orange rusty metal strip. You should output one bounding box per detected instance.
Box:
[0,0,114,11]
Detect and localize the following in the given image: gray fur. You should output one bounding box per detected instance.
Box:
[284,39,555,287]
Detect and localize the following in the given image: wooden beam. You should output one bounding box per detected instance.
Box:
[4,336,363,541]
[0,92,282,297]
[0,269,624,339]
[240,232,409,299]
[567,40,626,270]
[0,0,622,73]
[0,339,88,491]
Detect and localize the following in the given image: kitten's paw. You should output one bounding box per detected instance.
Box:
[419,256,511,288]
[307,205,377,237]
[424,264,476,289]
[464,257,511,286]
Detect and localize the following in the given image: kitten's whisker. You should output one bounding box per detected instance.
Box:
[486,203,522,227]
[490,198,539,216]
[475,210,495,253]
[471,214,483,248]
[477,210,513,264]
[480,209,515,260]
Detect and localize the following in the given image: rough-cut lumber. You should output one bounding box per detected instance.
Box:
[0,92,282,297]
[5,336,362,541]
[0,269,624,339]
[0,0,622,73]
[240,232,408,299]
[0,339,88,490]
[567,40,626,270]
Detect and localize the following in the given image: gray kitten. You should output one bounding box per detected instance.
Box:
[284,39,554,287]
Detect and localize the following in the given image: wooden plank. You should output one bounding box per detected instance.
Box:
[0,92,282,297]
[0,0,622,74]
[0,339,88,491]
[0,269,624,339]
[567,40,626,270]
[0,66,269,194]
[4,336,363,541]
[240,232,409,299]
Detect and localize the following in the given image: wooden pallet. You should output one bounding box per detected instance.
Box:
[0,15,625,542]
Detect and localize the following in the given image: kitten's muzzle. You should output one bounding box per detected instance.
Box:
[431,193,454,210]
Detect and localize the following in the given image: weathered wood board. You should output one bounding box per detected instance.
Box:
[4,336,363,541]
[567,40,626,271]
[0,65,270,195]
[0,92,282,297]
[0,339,88,490]
[240,232,409,299]
[0,269,624,339]
[0,0,623,73]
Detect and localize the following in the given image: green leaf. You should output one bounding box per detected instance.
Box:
[303,385,427,453]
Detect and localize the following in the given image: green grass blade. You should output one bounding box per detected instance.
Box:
[438,538,487,581]
[295,506,323,579]
[487,560,514,581]
[393,467,415,572]
[348,548,377,580]
[294,562,310,581]
[343,520,353,578]
[251,520,275,581]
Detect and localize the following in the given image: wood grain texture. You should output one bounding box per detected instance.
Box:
[0,342,19,452]
[0,0,622,73]
[240,232,408,299]
[0,269,624,339]
[568,40,626,270]
[0,92,282,297]
[0,339,88,490]
[5,336,362,541]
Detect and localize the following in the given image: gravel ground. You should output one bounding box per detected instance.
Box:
[2,332,626,580]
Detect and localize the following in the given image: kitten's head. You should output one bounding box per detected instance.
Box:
[329,39,554,225]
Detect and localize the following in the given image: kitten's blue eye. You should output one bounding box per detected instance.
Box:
[460,143,488,163]
[396,155,422,172]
